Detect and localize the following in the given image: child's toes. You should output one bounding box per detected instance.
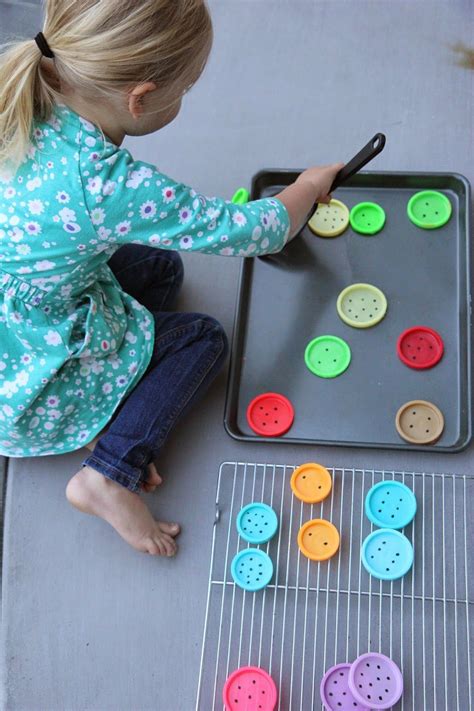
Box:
[158,521,180,537]
[159,533,177,557]
[144,537,166,556]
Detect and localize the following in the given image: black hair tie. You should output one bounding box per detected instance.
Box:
[34,32,55,59]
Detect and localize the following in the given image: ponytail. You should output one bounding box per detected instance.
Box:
[0,40,57,171]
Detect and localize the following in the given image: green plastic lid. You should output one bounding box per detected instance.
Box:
[304,335,351,378]
[337,283,387,329]
[231,188,250,205]
[350,201,386,235]
[407,190,452,229]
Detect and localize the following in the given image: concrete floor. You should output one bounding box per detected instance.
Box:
[1,1,473,709]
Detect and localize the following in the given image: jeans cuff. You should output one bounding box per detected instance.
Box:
[81,454,142,493]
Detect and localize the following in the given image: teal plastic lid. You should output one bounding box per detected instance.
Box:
[231,548,274,591]
[304,335,351,378]
[350,202,386,235]
[365,480,417,529]
[407,190,452,229]
[236,503,278,544]
[361,529,414,581]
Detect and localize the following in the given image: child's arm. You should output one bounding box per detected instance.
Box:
[82,143,343,257]
[275,163,345,240]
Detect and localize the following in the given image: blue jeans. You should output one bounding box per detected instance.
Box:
[82,245,228,492]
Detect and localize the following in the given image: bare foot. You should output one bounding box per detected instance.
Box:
[66,466,180,556]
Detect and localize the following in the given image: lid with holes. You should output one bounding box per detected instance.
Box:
[231,187,250,205]
[223,666,278,711]
[290,462,332,503]
[231,548,274,591]
[397,326,444,369]
[297,519,340,561]
[407,190,452,229]
[246,393,295,437]
[308,199,350,238]
[320,663,370,711]
[337,283,387,329]
[349,202,386,235]
[365,481,417,529]
[348,653,403,709]
[361,529,413,581]
[395,400,444,444]
[305,335,351,378]
[236,503,278,544]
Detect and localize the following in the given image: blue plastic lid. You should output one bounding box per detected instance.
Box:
[231,549,274,592]
[236,502,279,544]
[365,481,417,529]
[361,529,414,581]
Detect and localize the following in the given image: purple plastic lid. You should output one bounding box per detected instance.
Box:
[320,663,370,711]
[348,653,403,709]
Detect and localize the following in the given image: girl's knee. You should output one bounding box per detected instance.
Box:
[199,315,228,354]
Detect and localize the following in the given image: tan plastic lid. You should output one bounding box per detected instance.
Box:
[395,400,444,444]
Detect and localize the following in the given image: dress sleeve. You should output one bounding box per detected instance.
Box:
[80,143,290,257]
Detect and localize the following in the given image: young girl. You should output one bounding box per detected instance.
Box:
[0,0,343,557]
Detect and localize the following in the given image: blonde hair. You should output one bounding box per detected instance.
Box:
[0,0,213,170]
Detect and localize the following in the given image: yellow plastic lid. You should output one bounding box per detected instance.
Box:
[308,199,350,238]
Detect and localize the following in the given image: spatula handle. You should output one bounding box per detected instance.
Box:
[328,133,386,194]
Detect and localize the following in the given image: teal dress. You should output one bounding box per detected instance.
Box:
[0,105,290,456]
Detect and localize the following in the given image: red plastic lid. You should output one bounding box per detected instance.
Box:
[246,393,295,437]
[223,666,278,711]
[397,326,444,369]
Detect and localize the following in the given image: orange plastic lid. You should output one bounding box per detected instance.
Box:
[290,463,332,503]
[297,519,340,561]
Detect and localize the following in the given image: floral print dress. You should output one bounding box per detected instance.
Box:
[0,105,290,456]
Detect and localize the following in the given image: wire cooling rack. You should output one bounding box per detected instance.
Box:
[196,462,473,711]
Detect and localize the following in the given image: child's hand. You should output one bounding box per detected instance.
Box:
[275,162,345,241]
[295,163,345,204]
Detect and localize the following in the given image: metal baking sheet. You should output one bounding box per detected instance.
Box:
[224,171,472,452]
